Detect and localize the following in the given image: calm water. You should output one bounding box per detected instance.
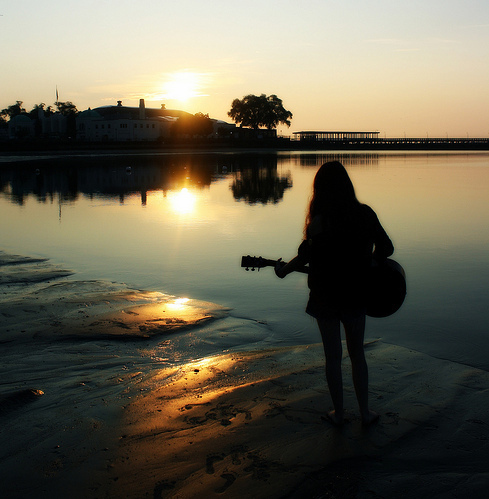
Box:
[1,151,489,370]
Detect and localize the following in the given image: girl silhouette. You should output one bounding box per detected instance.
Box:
[275,161,393,426]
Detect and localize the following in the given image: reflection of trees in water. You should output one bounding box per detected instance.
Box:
[0,154,228,206]
[226,153,292,205]
[231,168,292,204]
[0,167,79,206]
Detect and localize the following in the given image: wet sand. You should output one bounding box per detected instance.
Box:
[94,343,489,498]
[1,252,489,498]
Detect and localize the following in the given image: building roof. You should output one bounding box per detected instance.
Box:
[9,114,33,124]
[92,104,192,121]
[77,109,103,119]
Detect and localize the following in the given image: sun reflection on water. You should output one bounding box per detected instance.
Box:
[168,188,196,215]
[166,297,190,311]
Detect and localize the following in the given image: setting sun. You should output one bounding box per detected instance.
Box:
[161,72,202,102]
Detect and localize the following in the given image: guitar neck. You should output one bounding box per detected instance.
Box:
[241,255,309,274]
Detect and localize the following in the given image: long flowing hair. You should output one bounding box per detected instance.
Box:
[304,161,361,237]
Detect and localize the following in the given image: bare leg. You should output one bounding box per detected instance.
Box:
[343,314,378,425]
[317,318,344,424]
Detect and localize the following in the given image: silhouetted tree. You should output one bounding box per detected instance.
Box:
[28,103,55,119]
[1,100,26,121]
[171,112,213,137]
[228,94,292,130]
[26,104,55,136]
[55,101,78,116]
[54,101,78,138]
[192,112,213,136]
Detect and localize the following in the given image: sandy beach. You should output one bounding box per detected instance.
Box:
[1,252,489,498]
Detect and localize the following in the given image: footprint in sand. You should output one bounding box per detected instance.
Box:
[215,473,236,493]
[153,480,175,498]
[206,453,224,474]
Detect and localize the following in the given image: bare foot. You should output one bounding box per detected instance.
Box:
[322,410,344,426]
[361,410,380,427]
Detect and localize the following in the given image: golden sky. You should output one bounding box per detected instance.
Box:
[1,0,488,137]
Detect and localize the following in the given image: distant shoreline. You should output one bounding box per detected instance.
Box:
[1,136,489,157]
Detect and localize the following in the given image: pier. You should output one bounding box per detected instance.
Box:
[292,131,489,150]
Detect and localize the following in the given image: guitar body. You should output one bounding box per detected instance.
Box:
[366,258,406,318]
[241,255,406,318]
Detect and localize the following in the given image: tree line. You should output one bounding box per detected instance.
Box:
[0,100,78,123]
[0,100,79,139]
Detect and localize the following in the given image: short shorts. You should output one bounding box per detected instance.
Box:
[305,292,366,322]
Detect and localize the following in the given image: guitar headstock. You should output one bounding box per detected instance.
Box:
[241,255,278,271]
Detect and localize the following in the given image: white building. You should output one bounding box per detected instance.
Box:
[41,112,67,137]
[76,99,184,142]
[8,114,36,139]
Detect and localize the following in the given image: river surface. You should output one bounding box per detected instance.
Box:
[1,150,489,371]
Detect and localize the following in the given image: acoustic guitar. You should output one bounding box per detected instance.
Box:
[241,255,406,318]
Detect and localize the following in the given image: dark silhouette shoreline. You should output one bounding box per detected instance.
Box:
[1,135,489,157]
